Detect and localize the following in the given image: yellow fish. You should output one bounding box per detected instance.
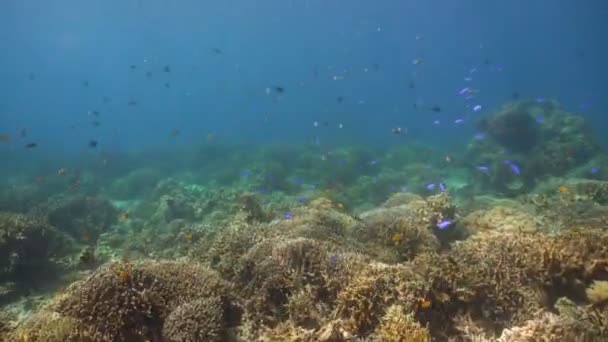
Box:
[558,185,568,193]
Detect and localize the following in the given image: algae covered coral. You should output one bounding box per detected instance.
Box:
[1,100,608,341]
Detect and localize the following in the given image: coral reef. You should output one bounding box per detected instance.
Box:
[11,260,238,341]
[468,100,602,195]
[371,304,431,342]
[29,195,118,243]
[162,297,228,342]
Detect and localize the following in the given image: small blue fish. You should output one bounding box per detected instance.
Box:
[474,132,486,140]
[388,185,398,193]
[433,120,440,125]
[258,188,267,193]
[293,178,303,185]
[401,186,408,192]
[458,87,470,96]
[369,160,379,166]
[503,159,512,164]
[580,103,591,109]
[309,184,317,189]
[591,167,600,174]
[536,116,544,123]
[437,220,452,229]
[510,163,521,175]
[439,183,447,192]
[473,105,482,112]
[477,165,490,173]
[297,195,308,202]
[536,98,543,103]
[454,119,464,124]
[284,212,293,220]
[329,255,338,263]
[426,183,436,191]
[241,171,250,178]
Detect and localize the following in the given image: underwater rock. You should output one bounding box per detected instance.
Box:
[478,103,539,152]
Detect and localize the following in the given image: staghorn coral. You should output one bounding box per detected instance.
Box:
[237,237,344,327]
[49,259,233,341]
[333,262,426,335]
[371,304,431,342]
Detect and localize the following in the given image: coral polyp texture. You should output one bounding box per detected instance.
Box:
[2,100,608,341]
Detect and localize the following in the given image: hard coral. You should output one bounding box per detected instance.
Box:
[8,312,89,342]
[53,260,232,341]
[334,262,425,335]
[0,212,59,280]
[162,297,227,342]
[32,195,117,242]
[462,206,540,234]
[372,304,430,342]
[355,193,456,262]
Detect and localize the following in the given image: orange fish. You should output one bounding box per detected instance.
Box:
[418,298,432,309]
[0,134,10,142]
[34,177,45,183]
[558,185,568,193]
[119,212,129,220]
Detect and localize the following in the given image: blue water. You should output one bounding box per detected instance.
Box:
[1,0,607,157]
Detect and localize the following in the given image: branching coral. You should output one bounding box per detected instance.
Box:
[8,312,90,342]
[355,193,455,262]
[372,304,431,342]
[162,297,227,342]
[49,260,234,341]
[333,262,425,335]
